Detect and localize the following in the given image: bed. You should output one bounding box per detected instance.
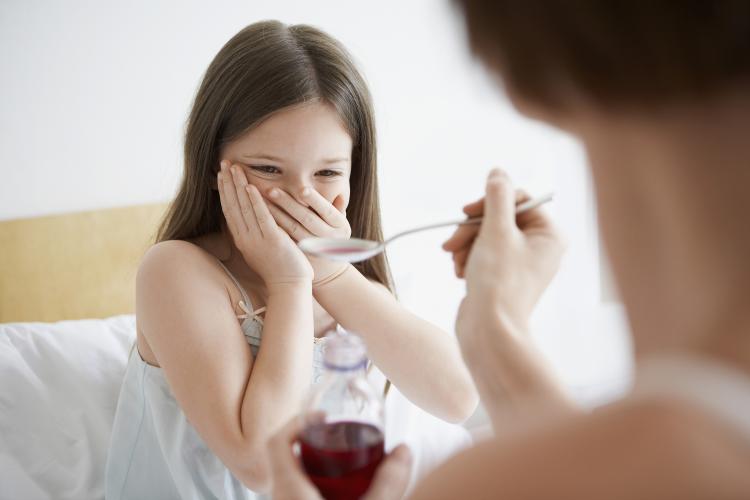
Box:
[0,204,166,499]
[0,204,472,500]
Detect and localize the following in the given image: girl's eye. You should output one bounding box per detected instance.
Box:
[250,165,280,175]
[316,169,342,178]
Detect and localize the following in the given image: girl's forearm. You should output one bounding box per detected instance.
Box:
[237,283,314,485]
[313,266,478,423]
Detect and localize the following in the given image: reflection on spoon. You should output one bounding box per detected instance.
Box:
[298,192,554,264]
[299,237,383,263]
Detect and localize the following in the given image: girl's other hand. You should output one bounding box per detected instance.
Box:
[217,161,313,290]
[264,186,351,284]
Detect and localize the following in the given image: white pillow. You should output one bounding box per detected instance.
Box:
[0,315,135,500]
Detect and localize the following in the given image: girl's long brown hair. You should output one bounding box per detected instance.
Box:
[157,20,393,291]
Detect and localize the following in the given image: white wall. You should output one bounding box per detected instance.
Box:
[0,0,631,404]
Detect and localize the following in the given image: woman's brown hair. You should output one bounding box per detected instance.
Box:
[157,20,392,291]
[454,1,750,110]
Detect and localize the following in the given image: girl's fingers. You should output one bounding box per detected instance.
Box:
[267,202,314,242]
[332,195,347,215]
[267,188,329,235]
[246,184,278,237]
[217,164,248,236]
[300,187,347,227]
[228,164,261,235]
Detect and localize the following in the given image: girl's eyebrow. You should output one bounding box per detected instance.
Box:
[322,157,350,164]
[240,153,284,162]
[239,154,349,164]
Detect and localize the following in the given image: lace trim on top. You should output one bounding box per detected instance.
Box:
[238,300,266,324]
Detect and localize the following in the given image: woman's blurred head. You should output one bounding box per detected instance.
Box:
[454,1,750,122]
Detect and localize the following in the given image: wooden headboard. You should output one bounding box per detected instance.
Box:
[0,203,168,323]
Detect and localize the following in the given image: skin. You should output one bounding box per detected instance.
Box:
[409,92,750,499]
[135,102,478,493]
[266,61,750,500]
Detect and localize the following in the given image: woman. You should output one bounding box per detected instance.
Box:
[269,1,750,498]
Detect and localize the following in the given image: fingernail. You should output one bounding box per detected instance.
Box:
[220,160,228,171]
[269,188,279,198]
[301,187,311,197]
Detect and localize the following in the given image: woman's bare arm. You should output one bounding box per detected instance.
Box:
[444,171,574,431]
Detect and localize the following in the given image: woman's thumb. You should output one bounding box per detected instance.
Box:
[362,445,413,500]
[482,168,516,233]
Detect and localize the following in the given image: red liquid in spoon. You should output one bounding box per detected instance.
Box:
[320,247,367,254]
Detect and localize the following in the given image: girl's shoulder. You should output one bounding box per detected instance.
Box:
[137,240,231,298]
[142,239,214,263]
[135,240,247,342]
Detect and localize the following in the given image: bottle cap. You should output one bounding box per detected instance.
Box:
[323,330,367,371]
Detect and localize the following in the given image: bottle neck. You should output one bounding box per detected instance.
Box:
[324,357,367,375]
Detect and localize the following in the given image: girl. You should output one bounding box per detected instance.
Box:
[105,20,477,500]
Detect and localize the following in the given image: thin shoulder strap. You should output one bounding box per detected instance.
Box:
[215,259,253,310]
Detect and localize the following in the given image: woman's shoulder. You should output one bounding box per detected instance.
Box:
[557,398,750,494]
[410,397,750,499]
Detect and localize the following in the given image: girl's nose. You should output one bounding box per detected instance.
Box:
[284,179,313,202]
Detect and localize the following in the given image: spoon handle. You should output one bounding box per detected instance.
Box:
[383,192,554,245]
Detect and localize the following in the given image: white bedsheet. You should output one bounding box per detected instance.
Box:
[1,315,135,500]
[0,315,470,500]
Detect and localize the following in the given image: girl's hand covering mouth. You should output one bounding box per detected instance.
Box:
[217,161,314,290]
[264,186,352,286]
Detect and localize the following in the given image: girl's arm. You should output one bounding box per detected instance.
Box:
[264,185,477,423]
[138,242,313,493]
[139,164,317,492]
[313,266,478,423]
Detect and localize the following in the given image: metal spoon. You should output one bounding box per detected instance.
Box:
[298,192,554,263]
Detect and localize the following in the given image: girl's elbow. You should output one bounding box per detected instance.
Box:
[439,385,480,424]
[233,446,272,493]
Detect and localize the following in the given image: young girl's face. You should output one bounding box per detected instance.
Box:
[221,102,353,211]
